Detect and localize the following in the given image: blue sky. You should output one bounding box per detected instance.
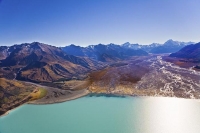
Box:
[0,0,200,46]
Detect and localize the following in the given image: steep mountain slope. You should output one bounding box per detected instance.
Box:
[0,42,103,82]
[0,46,9,60]
[0,45,21,60]
[62,43,148,62]
[169,42,200,62]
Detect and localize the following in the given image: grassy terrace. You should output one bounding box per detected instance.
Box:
[30,88,47,100]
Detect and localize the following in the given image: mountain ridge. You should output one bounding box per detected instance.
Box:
[121,39,195,53]
[61,43,148,62]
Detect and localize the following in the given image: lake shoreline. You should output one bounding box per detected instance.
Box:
[1,91,200,117]
[0,102,28,118]
[87,92,200,102]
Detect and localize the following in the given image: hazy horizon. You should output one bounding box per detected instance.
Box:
[0,39,197,47]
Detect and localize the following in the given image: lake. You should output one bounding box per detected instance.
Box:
[0,96,200,133]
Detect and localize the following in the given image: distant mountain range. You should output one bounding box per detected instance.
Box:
[121,39,194,54]
[170,42,200,62]
[62,43,148,62]
[61,39,194,61]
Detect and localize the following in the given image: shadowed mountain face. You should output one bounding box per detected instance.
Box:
[0,42,104,82]
[62,44,148,62]
[0,45,22,60]
[169,42,200,62]
[0,46,9,60]
[122,39,194,54]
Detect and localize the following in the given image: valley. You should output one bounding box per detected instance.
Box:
[11,54,200,106]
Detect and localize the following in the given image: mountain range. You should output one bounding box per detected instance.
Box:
[0,39,197,83]
[0,42,104,82]
[62,43,148,62]
[0,42,149,83]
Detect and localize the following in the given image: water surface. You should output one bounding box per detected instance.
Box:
[0,96,200,133]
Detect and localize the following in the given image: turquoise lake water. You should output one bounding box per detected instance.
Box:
[1,96,200,133]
